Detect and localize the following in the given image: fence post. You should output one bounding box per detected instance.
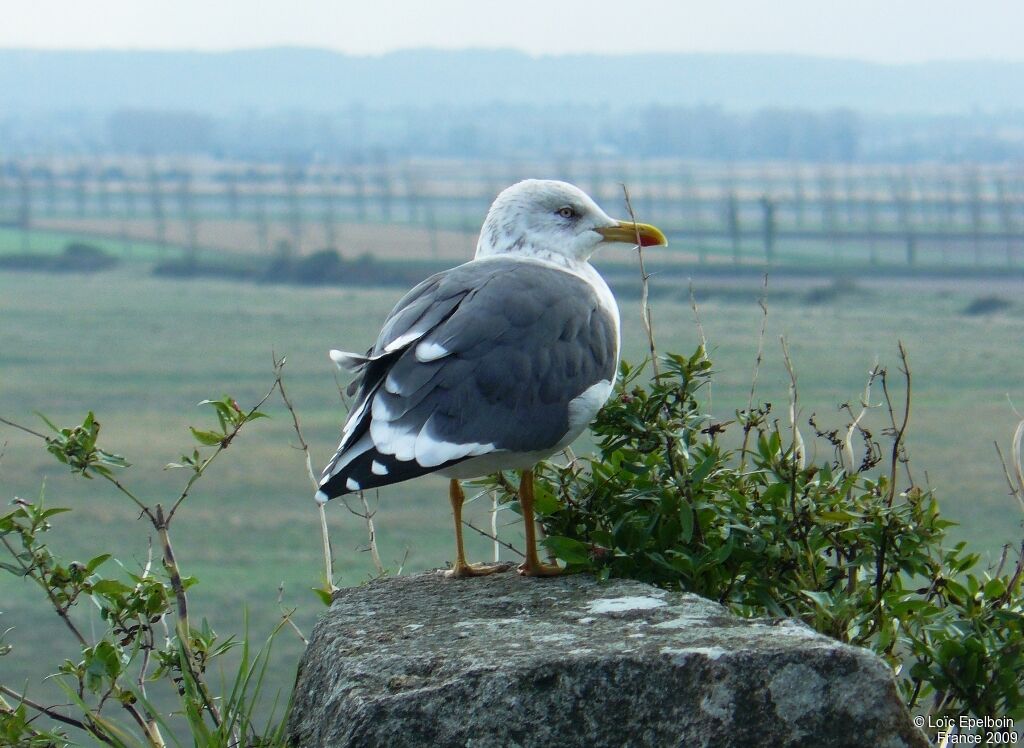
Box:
[865,194,879,266]
[285,164,304,256]
[819,166,839,263]
[321,168,339,255]
[72,163,89,219]
[176,167,199,268]
[146,159,166,256]
[967,167,983,266]
[121,166,135,256]
[726,190,741,265]
[760,194,776,265]
[252,168,269,255]
[16,162,31,252]
[996,176,1016,268]
[43,161,57,217]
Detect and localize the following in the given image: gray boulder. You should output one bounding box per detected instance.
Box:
[288,571,927,747]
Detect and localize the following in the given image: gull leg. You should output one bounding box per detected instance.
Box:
[517,469,563,577]
[445,479,510,578]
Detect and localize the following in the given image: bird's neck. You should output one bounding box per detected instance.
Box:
[475,237,587,271]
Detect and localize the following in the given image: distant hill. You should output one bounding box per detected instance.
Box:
[2,48,1022,114]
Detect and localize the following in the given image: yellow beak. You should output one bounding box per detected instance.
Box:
[595,221,668,248]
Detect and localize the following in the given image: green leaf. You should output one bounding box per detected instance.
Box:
[91,579,131,596]
[542,536,592,565]
[530,481,562,516]
[802,590,833,608]
[817,510,859,522]
[189,428,223,446]
[86,553,111,572]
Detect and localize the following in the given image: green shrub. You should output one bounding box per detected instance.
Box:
[0,242,117,273]
[483,346,1024,729]
[290,248,343,284]
[61,242,118,271]
[0,392,293,746]
[963,295,1014,316]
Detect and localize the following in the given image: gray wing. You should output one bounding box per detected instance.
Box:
[318,257,617,497]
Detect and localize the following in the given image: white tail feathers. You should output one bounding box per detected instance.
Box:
[329,349,369,373]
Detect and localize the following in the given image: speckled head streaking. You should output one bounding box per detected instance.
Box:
[476,179,663,265]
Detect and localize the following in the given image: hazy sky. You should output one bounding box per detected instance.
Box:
[5,0,1024,63]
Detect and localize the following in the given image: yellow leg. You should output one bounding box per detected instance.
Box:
[445,479,510,578]
[517,469,563,577]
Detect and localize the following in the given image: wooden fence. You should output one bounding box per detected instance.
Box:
[1,157,1022,269]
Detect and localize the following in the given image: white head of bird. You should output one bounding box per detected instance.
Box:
[475,179,667,265]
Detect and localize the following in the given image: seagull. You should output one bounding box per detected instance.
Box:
[316,180,667,577]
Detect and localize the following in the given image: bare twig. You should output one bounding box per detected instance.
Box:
[359,491,384,574]
[687,279,707,350]
[339,490,385,575]
[134,540,158,740]
[779,337,804,470]
[0,685,108,742]
[879,341,913,504]
[688,279,710,411]
[1012,417,1024,506]
[843,363,882,476]
[490,490,500,563]
[273,354,338,591]
[0,415,48,440]
[874,342,913,610]
[316,502,337,591]
[332,370,352,409]
[275,588,308,645]
[739,275,769,471]
[154,505,220,730]
[995,443,1018,506]
[622,184,659,377]
[462,518,525,558]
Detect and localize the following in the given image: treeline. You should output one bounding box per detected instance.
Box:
[4,104,1024,163]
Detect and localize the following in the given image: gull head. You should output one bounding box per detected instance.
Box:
[475,179,667,264]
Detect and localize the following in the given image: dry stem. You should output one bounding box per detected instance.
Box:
[273,354,338,591]
[739,275,769,471]
[622,184,659,377]
[0,685,111,743]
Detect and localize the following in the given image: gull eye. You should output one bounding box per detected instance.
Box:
[557,206,576,219]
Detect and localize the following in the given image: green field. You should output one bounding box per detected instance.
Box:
[2,257,1023,724]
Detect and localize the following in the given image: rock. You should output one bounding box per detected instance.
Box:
[288,571,928,748]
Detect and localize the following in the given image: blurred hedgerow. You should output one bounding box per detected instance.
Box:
[481,344,1024,731]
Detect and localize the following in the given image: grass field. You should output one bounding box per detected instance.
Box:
[2,256,1023,725]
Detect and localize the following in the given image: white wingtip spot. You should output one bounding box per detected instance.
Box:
[314,490,329,504]
[415,340,450,362]
[371,460,389,476]
[345,478,361,491]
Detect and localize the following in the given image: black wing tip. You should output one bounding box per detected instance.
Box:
[317,449,469,500]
